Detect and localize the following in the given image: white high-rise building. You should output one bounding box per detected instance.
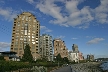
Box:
[40,34,53,61]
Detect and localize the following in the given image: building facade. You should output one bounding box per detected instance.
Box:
[68,51,79,62]
[10,12,40,60]
[39,34,53,61]
[78,52,84,60]
[87,54,94,61]
[53,39,68,58]
[72,44,79,52]
[0,51,20,61]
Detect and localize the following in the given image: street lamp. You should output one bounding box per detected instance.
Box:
[55,57,59,67]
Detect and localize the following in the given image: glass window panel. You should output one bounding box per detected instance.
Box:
[34,20,36,22]
[28,36,30,38]
[14,48,18,50]
[28,33,30,35]
[25,30,27,35]
[32,42,35,44]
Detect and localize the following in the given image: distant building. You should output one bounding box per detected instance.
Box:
[72,44,79,52]
[78,52,84,60]
[68,44,84,62]
[68,51,79,62]
[53,39,68,58]
[10,12,40,60]
[39,34,53,61]
[0,51,20,61]
[87,54,94,61]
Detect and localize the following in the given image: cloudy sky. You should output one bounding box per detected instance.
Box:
[0,0,108,58]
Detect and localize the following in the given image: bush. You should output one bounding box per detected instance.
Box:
[0,61,32,71]
[0,56,5,60]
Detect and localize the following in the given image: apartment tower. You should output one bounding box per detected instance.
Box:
[10,12,40,60]
[40,34,53,61]
[53,39,68,58]
[72,44,79,52]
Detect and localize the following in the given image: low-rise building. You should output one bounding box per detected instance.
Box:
[78,52,84,60]
[68,51,79,62]
[87,54,94,61]
[0,51,20,61]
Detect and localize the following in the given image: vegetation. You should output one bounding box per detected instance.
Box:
[0,56,5,60]
[21,44,33,62]
[0,60,32,71]
[0,47,70,71]
[54,53,69,64]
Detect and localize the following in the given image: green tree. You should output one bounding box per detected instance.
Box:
[0,56,4,60]
[63,57,69,63]
[56,53,62,62]
[22,44,33,62]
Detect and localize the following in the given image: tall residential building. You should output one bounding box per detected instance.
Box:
[72,44,79,52]
[39,34,53,61]
[10,12,40,60]
[53,39,68,58]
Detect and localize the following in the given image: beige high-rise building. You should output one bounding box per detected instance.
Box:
[53,39,68,58]
[10,12,40,60]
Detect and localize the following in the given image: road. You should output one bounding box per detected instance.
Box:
[51,66,72,72]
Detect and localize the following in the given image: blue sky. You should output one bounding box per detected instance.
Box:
[0,0,108,58]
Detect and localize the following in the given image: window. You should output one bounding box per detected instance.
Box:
[36,34,38,36]
[33,25,35,27]
[18,24,20,26]
[24,38,27,41]
[28,33,30,35]
[32,45,35,49]
[15,42,18,44]
[36,46,38,48]
[26,17,28,21]
[32,36,35,38]
[20,38,23,40]
[19,51,22,54]
[28,30,30,32]
[36,41,38,43]
[19,48,22,50]
[32,52,35,54]
[25,23,28,26]
[34,20,36,22]
[32,42,35,44]
[16,39,18,41]
[14,48,18,50]
[11,48,13,50]
[32,39,35,41]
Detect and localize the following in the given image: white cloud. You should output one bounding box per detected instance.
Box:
[35,0,94,28]
[26,0,35,4]
[94,0,108,24]
[57,35,65,39]
[95,55,108,58]
[36,0,67,26]
[40,26,52,33]
[0,42,10,49]
[0,8,18,21]
[86,36,96,38]
[26,0,108,29]
[72,38,78,40]
[87,38,105,44]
